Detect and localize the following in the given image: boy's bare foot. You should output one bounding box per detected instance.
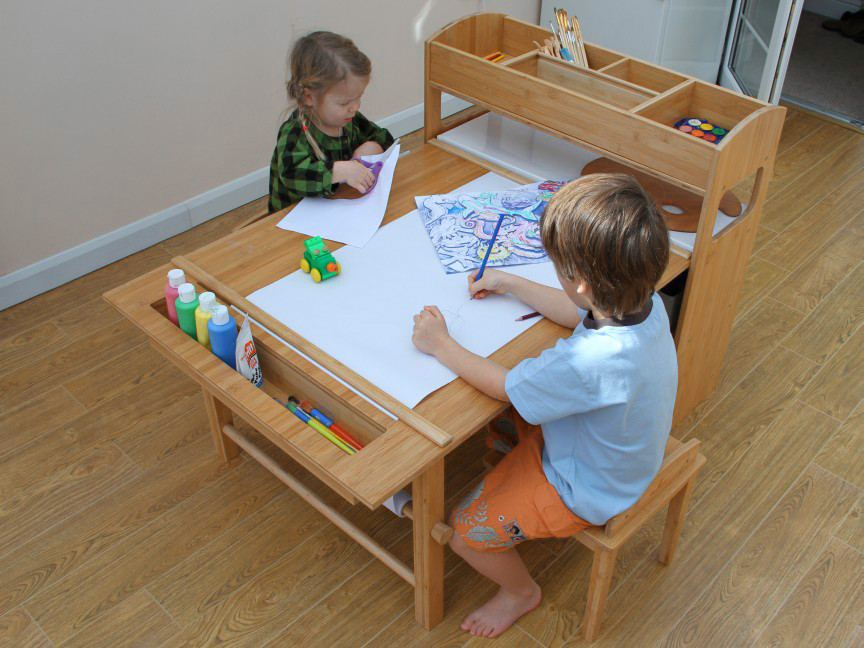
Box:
[460,583,541,638]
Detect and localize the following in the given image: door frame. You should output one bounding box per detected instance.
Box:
[719,0,804,102]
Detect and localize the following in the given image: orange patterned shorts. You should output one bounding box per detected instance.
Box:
[450,411,593,552]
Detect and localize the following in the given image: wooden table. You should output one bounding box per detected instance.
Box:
[104,143,687,628]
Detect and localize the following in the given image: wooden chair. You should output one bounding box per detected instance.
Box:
[576,436,706,641]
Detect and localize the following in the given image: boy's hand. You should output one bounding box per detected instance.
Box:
[468,268,509,299]
[333,160,375,193]
[412,305,451,355]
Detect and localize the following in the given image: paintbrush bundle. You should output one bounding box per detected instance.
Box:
[541,7,588,67]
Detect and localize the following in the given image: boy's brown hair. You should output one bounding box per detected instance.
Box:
[540,173,668,318]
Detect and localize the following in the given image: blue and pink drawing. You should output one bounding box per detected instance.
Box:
[417,181,566,274]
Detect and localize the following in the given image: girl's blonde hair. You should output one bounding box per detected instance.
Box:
[286,31,371,159]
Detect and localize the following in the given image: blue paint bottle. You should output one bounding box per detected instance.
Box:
[208,304,237,369]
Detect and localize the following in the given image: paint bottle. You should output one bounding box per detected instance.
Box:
[164,269,185,326]
[208,304,237,369]
[195,291,216,350]
[175,283,199,338]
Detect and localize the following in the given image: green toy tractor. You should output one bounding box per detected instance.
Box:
[300,236,341,283]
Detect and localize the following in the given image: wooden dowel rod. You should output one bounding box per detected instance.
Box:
[222,424,417,586]
[402,502,454,545]
[173,255,453,448]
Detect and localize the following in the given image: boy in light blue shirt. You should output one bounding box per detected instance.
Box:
[412,173,677,639]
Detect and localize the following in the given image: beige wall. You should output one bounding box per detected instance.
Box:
[0,1,539,276]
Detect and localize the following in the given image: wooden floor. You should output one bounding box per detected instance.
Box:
[1,108,861,647]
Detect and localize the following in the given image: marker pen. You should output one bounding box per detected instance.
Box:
[299,400,364,450]
[285,401,355,455]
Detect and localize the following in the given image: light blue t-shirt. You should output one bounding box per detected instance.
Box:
[504,293,678,525]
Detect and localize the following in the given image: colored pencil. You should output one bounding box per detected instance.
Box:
[515,311,541,321]
[476,214,506,281]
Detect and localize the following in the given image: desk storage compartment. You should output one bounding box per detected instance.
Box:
[506,53,653,110]
[149,294,387,454]
[633,81,765,133]
[599,58,687,94]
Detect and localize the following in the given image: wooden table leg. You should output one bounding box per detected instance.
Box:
[412,458,445,629]
[202,388,240,462]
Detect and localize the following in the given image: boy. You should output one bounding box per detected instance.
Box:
[411,173,677,638]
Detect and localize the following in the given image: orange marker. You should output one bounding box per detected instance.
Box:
[484,51,502,61]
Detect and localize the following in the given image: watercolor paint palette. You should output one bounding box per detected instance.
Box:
[673,118,728,144]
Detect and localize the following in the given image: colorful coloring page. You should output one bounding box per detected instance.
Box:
[416,181,566,274]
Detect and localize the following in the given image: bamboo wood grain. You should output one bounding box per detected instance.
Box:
[221,423,416,587]
[673,105,786,421]
[582,547,617,642]
[202,389,239,462]
[172,255,453,449]
[412,458,445,628]
[429,41,716,188]
[658,477,695,565]
[426,89,709,198]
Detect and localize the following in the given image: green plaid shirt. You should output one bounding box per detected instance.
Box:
[268,110,394,212]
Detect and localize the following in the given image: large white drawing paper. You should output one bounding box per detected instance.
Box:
[276,141,401,248]
[248,173,563,409]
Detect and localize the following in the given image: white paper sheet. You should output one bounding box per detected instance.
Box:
[248,173,563,409]
[276,142,401,247]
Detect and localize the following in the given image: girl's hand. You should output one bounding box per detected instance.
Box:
[468,268,509,299]
[412,305,451,356]
[333,160,375,193]
[352,141,384,157]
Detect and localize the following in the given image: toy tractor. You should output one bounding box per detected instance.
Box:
[300,236,341,283]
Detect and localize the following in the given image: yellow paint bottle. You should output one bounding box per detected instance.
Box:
[195,291,216,350]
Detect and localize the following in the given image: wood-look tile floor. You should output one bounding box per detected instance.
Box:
[1,108,861,647]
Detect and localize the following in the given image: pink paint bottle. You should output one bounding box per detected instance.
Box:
[164,269,186,326]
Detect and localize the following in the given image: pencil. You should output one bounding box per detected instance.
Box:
[515,311,541,321]
[476,214,506,281]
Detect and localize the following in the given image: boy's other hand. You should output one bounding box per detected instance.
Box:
[468,269,508,299]
[412,305,451,355]
[335,160,375,193]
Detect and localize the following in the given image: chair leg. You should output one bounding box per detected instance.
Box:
[582,547,618,642]
[658,477,695,565]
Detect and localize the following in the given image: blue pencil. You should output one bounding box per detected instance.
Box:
[476,214,506,280]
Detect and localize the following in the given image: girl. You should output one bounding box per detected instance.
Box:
[268,31,394,212]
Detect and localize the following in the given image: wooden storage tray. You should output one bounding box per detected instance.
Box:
[105,263,453,509]
[426,13,772,193]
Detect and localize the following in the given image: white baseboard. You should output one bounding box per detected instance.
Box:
[0,94,473,311]
[804,0,859,19]
[378,93,473,138]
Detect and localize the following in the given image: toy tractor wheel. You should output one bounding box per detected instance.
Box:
[311,268,322,283]
[300,258,311,273]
